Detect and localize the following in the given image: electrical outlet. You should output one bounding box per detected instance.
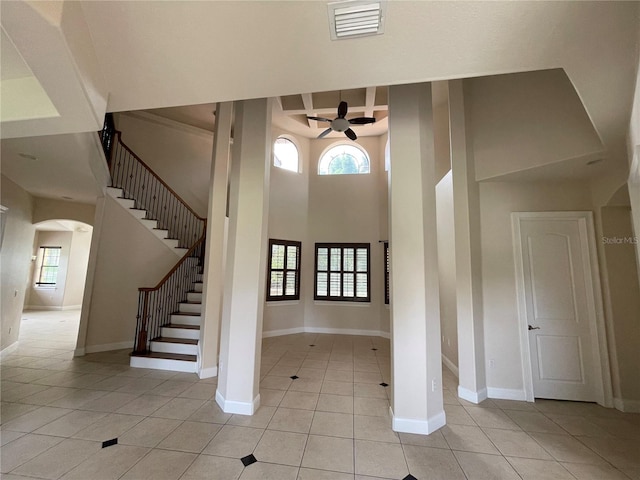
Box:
[431,379,437,392]
[447,338,450,347]
[442,335,445,343]
[489,359,495,369]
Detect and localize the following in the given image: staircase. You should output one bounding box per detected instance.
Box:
[130,275,204,373]
[100,122,207,374]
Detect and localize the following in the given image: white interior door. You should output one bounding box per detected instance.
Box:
[516,216,598,401]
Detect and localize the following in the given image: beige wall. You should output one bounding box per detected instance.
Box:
[480,180,594,393]
[0,175,35,351]
[601,206,640,405]
[33,197,95,226]
[304,136,386,334]
[83,195,180,350]
[64,229,92,307]
[263,130,310,334]
[27,230,72,308]
[466,70,603,181]
[115,113,212,217]
[436,171,458,367]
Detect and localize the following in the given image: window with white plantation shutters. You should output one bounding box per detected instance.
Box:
[267,239,301,301]
[315,243,370,302]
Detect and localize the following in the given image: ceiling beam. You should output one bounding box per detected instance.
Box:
[365,87,376,118]
[282,105,388,116]
[301,93,317,129]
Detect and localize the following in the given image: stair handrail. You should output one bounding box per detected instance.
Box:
[107,129,206,249]
[112,130,205,222]
[134,228,206,354]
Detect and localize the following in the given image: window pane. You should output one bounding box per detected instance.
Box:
[356,248,368,272]
[356,273,368,297]
[286,246,298,269]
[330,248,341,271]
[270,272,284,296]
[285,272,296,296]
[318,144,370,176]
[343,248,354,271]
[274,137,299,172]
[343,273,354,297]
[271,244,285,269]
[317,248,328,271]
[329,273,341,296]
[317,272,328,296]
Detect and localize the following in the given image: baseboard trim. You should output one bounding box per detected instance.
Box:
[262,326,389,338]
[458,386,488,404]
[487,387,527,401]
[85,341,133,354]
[24,305,81,311]
[390,407,446,434]
[305,326,389,337]
[198,366,218,379]
[262,327,305,338]
[215,390,260,415]
[441,354,459,378]
[1,341,18,358]
[74,347,85,357]
[613,397,640,413]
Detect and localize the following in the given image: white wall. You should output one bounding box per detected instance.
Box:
[263,130,310,334]
[466,70,603,181]
[436,171,458,367]
[115,113,213,217]
[480,180,594,393]
[303,136,386,334]
[83,195,180,350]
[0,175,35,351]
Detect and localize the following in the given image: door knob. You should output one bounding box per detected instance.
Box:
[528,325,540,331]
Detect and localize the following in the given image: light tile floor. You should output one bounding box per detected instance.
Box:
[1,310,639,479]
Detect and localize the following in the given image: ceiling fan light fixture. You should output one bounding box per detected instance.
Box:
[328,0,386,40]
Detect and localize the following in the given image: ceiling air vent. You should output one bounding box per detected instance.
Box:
[328,0,387,40]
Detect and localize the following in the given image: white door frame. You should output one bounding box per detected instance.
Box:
[511,211,613,406]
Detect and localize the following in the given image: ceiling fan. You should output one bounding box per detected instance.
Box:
[307,101,376,140]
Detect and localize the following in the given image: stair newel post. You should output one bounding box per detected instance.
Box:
[136,289,150,354]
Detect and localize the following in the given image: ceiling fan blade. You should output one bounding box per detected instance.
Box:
[317,128,333,139]
[348,117,376,125]
[307,116,332,123]
[344,128,357,141]
[338,101,348,118]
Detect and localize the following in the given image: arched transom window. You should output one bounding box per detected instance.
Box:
[273,137,299,172]
[318,144,370,175]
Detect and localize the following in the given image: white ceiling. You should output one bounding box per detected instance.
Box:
[0,1,638,202]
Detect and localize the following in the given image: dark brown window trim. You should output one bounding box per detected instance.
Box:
[266,239,301,301]
[314,242,371,302]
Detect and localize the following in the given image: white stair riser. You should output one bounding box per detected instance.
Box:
[194,283,203,293]
[171,314,201,326]
[161,327,200,340]
[187,292,202,302]
[179,303,201,314]
[117,198,136,209]
[175,248,189,257]
[140,219,158,229]
[152,229,170,240]
[130,356,196,373]
[164,238,179,249]
[107,187,124,197]
[129,209,147,219]
[150,341,198,355]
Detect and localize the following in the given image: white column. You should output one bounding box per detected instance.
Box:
[198,102,233,379]
[388,83,445,434]
[449,80,487,403]
[215,98,272,415]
